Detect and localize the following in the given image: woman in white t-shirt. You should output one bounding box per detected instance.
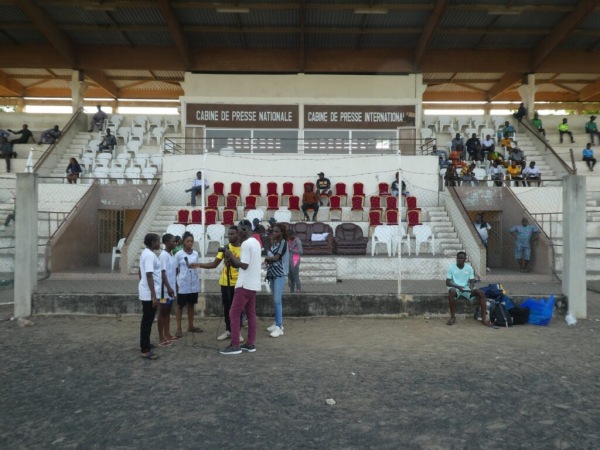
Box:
[174,231,202,337]
[138,233,161,360]
[158,233,178,346]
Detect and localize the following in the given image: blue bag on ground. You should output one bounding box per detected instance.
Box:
[520,296,555,326]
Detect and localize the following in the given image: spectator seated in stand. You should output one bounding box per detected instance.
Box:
[531,112,546,138]
[7,124,34,150]
[497,121,515,142]
[465,133,481,161]
[558,118,575,144]
[315,172,332,206]
[431,144,449,168]
[444,165,461,187]
[449,147,461,167]
[508,143,526,170]
[459,162,478,187]
[481,134,495,161]
[66,157,82,184]
[488,160,505,187]
[301,184,319,222]
[185,171,210,206]
[523,161,541,186]
[98,128,117,153]
[583,143,597,171]
[513,102,527,122]
[38,125,61,145]
[487,148,505,166]
[451,133,466,159]
[585,116,600,145]
[507,160,526,186]
[89,105,107,132]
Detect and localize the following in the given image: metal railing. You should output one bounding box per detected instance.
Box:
[518,117,574,175]
[34,107,84,173]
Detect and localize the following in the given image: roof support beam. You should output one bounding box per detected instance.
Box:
[414,0,449,70]
[531,0,598,70]
[84,70,119,98]
[16,0,77,66]
[487,73,524,101]
[579,77,600,101]
[0,71,25,96]
[157,0,191,69]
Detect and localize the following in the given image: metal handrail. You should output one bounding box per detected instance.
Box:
[124,178,161,241]
[569,148,577,174]
[34,107,84,172]
[518,117,574,175]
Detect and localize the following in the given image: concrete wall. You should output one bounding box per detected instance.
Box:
[162,153,440,206]
[0,113,73,136]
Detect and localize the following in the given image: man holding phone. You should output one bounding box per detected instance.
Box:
[445,251,490,326]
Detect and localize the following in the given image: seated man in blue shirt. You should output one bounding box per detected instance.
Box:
[582,143,596,171]
[446,251,490,326]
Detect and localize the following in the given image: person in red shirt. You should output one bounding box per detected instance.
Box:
[301,184,319,221]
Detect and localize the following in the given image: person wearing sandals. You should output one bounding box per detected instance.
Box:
[445,251,490,327]
[174,232,202,337]
[197,225,245,343]
[157,233,178,347]
[264,224,289,338]
[287,229,303,293]
[138,233,161,360]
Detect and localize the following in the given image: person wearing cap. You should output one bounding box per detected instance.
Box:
[558,118,575,144]
[315,172,332,206]
[585,116,600,145]
[301,184,319,221]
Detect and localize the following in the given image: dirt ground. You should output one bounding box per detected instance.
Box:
[1,294,600,449]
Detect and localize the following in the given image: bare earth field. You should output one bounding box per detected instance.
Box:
[1,294,600,450]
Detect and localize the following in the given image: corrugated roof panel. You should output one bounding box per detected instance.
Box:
[537,83,572,93]
[555,73,598,81]
[186,33,245,48]
[456,73,503,81]
[448,0,498,4]
[4,30,48,44]
[494,12,563,28]
[110,7,165,25]
[364,9,430,28]
[240,9,297,27]
[429,33,483,49]
[123,80,183,92]
[65,30,128,46]
[42,6,113,25]
[535,73,556,80]
[560,34,600,49]
[479,34,542,49]
[579,11,600,29]
[152,71,185,79]
[104,70,153,77]
[14,79,44,87]
[360,33,419,49]
[126,31,174,46]
[176,8,239,26]
[440,10,495,28]
[36,79,70,89]
[245,33,299,49]
[306,10,363,27]
[3,68,52,76]
[426,83,482,93]
[305,33,358,49]
[424,73,457,81]
[48,69,73,76]
[3,5,31,22]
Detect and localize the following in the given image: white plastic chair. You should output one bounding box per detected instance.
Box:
[456,116,472,132]
[87,139,102,152]
[130,127,145,143]
[148,116,163,131]
[413,225,435,256]
[148,127,165,145]
[114,153,130,167]
[480,127,496,141]
[186,224,206,253]
[437,116,454,133]
[106,115,122,130]
[92,166,109,184]
[206,224,225,250]
[132,116,148,132]
[165,116,180,133]
[142,166,158,183]
[167,224,186,238]
[464,128,478,139]
[116,126,131,144]
[472,116,487,131]
[149,154,162,171]
[133,153,149,169]
[423,115,437,132]
[80,156,94,173]
[371,225,394,257]
[126,140,141,158]
[109,166,125,185]
[95,153,113,168]
[111,238,126,271]
[125,166,141,184]
[473,168,487,186]
[388,225,411,256]
[420,128,436,141]
[246,209,264,223]
[273,210,291,223]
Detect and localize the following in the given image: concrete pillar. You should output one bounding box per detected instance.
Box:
[517,74,537,119]
[14,173,38,318]
[71,70,86,110]
[415,73,426,130]
[562,175,587,319]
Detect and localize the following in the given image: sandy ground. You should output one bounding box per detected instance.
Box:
[1,294,600,449]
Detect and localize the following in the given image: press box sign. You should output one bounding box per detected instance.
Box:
[186,104,299,128]
[304,105,415,129]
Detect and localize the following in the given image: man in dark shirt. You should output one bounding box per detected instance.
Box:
[465,133,481,161]
[315,172,332,206]
[8,124,34,149]
[39,125,61,145]
[98,129,117,153]
[89,105,107,132]
[301,184,319,221]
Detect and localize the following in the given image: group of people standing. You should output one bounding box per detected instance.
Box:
[138,219,304,359]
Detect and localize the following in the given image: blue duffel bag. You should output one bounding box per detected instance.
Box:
[520,296,555,326]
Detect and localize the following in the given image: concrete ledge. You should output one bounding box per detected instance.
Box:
[32,292,567,317]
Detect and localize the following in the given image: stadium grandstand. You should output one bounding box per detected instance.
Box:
[0,0,597,318]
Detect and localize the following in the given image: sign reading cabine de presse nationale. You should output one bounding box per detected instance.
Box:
[186,104,415,129]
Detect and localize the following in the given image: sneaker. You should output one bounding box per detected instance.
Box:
[266,323,277,332]
[220,346,242,355]
[217,331,231,341]
[270,326,284,338]
[240,343,256,353]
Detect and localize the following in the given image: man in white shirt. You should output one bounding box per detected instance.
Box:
[185,171,210,206]
[220,219,262,355]
[487,160,505,187]
[522,161,542,186]
[481,135,495,160]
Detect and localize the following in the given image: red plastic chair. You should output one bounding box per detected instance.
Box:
[287,195,301,220]
[304,181,314,192]
[368,210,383,235]
[207,193,219,209]
[329,195,343,221]
[267,182,278,196]
[407,209,422,230]
[244,195,258,212]
[222,209,236,226]
[205,209,218,226]
[369,196,383,211]
[213,181,225,204]
[385,209,399,225]
[335,182,348,206]
[282,182,294,205]
[176,209,190,225]
[226,194,238,209]
[228,182,242,203]
[190,209,202,224]
[249,181,261,198]
[406,196,418,210]
[385,196,398,210]
[350,195,364,220]
[353,182,365,198]
[266,194,280,212]
[378,182,391,197]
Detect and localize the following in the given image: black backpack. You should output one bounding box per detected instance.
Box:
[490,301,513,328]
[510,306,530,325]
